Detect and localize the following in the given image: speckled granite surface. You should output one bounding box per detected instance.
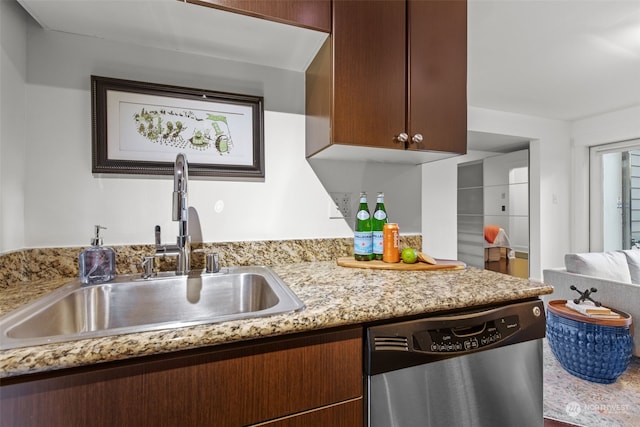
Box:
[0,236,421,287]
[0,258,552,378]
[543,338,640,427]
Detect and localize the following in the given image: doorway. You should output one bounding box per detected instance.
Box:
[590,139,640,251]
[457,149,530,278]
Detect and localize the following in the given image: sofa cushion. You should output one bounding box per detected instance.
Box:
[620,250,640,284]
[565,251,632,284]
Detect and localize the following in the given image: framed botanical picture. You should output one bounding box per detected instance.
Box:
[91,75,264,178]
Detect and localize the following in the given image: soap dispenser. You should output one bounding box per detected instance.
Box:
[79,225,116,285]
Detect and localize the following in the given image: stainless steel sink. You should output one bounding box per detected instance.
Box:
[0,266,305,350]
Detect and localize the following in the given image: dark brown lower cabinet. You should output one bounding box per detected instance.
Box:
[1,327,363,427]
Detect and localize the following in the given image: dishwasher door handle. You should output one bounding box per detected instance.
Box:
[451,323,487,337]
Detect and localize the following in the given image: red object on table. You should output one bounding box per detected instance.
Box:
[484,225,500,244]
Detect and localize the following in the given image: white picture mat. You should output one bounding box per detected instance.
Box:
[106,90,255,166]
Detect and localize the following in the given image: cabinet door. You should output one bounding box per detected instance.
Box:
[1,328,362,427]
[407,0,467,154]
[187,0,331,32]
[332,0,406,149]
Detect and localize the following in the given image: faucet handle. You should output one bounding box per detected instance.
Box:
[206,253,220,273]
[141,256,155,279]
[155,225,161,246]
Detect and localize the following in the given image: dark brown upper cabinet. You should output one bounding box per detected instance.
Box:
[185,0,332,32]
[306,0,467,162]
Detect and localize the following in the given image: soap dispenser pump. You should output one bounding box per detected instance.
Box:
[79,225,116,285]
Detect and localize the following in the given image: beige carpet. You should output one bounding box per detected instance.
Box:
[543,338,640,427]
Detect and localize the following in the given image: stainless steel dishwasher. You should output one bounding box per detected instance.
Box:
[365,299,546,427]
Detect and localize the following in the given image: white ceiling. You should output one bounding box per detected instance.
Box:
[467,130,530,153]
[16,0,640,153]
[467,0,640,153]
[468,0,640,122]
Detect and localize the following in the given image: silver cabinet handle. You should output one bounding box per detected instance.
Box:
[411,134,423,144]
[396,133,409,143]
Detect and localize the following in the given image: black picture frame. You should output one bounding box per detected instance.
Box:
[91,75,264,179]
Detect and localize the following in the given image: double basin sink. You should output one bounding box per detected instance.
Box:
[0,266,305,350]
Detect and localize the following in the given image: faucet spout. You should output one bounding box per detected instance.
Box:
[172,153,189,222]
[155,153,191,275]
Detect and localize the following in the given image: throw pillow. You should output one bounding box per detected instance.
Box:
[621,250,640,285]
[565,251,632,284]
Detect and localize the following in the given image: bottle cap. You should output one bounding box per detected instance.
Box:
[91,225,107,246]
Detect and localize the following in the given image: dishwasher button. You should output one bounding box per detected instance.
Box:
[413,331,431,351]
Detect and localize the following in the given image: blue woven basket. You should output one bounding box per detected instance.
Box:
[546,309,633,384]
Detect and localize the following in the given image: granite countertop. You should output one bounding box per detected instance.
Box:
[0,261,553,378]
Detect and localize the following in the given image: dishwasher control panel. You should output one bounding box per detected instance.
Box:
[413,315,520,353]
[366,299,546,375]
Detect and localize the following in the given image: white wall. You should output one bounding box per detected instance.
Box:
[4,13,352,250]
[456,106,640,275]
[0,0,27,253]
[473,108,572,279]
[572,106,640,148]
[570,106,640,252]
[309,159,422,235]
[424,107,571,280]
[2,8,425,252]
[421,157,458,259]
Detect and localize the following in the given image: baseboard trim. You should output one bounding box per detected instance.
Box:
[515,251,529,259]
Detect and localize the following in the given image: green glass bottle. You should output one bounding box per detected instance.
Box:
[372,192,388,260]
[354,192,373,261]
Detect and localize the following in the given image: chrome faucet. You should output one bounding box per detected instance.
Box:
[154,153,191,275]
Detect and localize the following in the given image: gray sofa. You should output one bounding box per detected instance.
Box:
[543,250,640,357]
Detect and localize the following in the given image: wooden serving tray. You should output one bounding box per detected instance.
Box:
[548,300,632,327]
[336,257,466,271]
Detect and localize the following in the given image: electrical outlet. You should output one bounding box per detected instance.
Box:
[329,192,352,219]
